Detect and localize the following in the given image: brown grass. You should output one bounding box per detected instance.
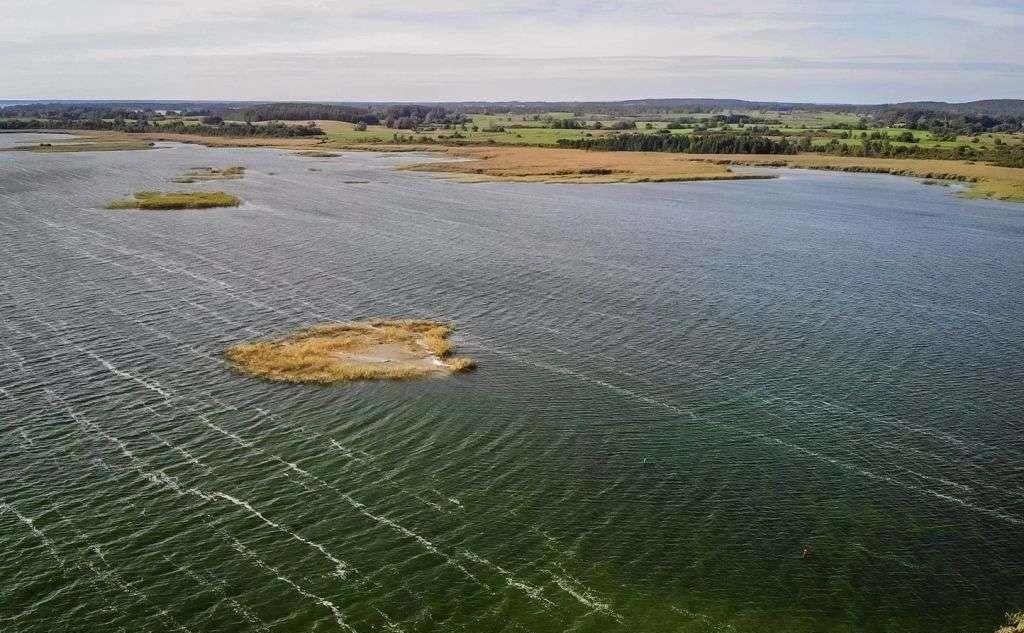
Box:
[692,154,1024,202]
[224,320,476,383]
[400,146,774,184]
[422,326,455,357]
[447,357,477,373]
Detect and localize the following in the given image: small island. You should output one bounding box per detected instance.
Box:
[224,320,476,383]
[104,191,241,210]
[297,150,342,158]
[172,165,245,183]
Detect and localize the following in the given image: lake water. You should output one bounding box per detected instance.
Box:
[1,134,1022,633]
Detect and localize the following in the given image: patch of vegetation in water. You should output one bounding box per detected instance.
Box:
[297,150,342,158]
[225,320,476,383]
[172,165,245,183]
[7,140,155,153]
[997,612,1024,633]
[104,191,240,210]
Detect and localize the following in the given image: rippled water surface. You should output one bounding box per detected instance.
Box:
[1,134,1023,633]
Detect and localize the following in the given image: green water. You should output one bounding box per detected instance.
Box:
[1,136,1022,632]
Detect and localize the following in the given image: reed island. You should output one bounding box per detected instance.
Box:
[172,165,246,183]
[224,320,476,383]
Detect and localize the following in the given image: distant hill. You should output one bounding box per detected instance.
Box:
[361,98,1024,117]
[883,100,1024,116]
[3,98,1023,117]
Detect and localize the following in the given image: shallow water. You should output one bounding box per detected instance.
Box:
[1,134,1022,633]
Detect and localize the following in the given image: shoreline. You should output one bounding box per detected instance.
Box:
[5,129,1023,201]
[687,154,1024,202]
[398,146,776,184]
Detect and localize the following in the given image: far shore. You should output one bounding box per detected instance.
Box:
[6,128,1023,202]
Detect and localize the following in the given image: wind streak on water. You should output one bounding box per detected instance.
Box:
[2,228,589,612]
[60,198,1006,532]
[0,500,192,633]
[22,308,572,617]
[481,342,1024,526]
[228,536,356,632]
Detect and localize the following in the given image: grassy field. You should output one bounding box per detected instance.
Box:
[310,118,618,147]
[225,320,475,383]
[301,111,1024,159]
[105,191,241,210]
[10,109,1023,155]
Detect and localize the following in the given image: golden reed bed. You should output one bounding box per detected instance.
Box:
[400,146,774,183]
[225,320,476,383]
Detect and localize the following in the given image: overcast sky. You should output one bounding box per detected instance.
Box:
[4,0,1023,103]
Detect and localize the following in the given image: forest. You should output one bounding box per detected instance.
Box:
[558,133,799,154]
[0,117,323,137]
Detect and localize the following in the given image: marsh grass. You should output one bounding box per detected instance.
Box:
[699,154,1024,202]
[172,166,246,183]
[104,191,241,210]
[423,327,455,357]
[447,357,477,373]
[225,319,476,383]
[996,612,1024,633]
[297,150,342,157]
[401,146,773,183]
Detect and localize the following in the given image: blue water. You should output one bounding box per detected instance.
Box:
[1,135,1022,632]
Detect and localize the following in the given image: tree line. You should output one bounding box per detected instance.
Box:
[0,102,468,132]
[233,103,379,124]
[0,118,323,138]
[557,133,799,154]
[555,130,1023,163]
[233,103,469,129]
[874,109,1023,136]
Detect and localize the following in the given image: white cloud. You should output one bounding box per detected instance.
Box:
[2,1,1022,101]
